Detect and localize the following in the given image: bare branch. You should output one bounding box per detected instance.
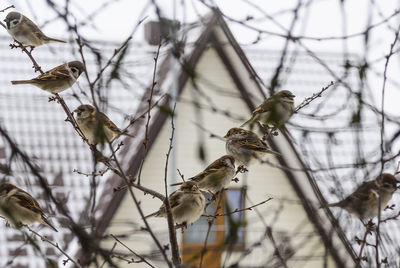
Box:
[205,197,272,217]
[110,234,156,268]
[26,226,81,267]
[162,103,181,265]
[144,43,162,149]
[294,81,334,112]
[0,5,14,13]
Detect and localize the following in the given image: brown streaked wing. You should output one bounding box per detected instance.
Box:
[13,190,43,214]
[346,181,376,203]
[252,98,276,115]
[168,190,183,209]
[23,16,47,40]
[158,190,181,214]
[191,159,226,182]
[235,138,269,152]
[37,65,71,81]
[98,112,121,133]
[191,168,219,182]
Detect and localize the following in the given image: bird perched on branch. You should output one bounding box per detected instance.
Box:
[4,11,66,48]
[323,173,399,221]
[74,104,134,146]
[241,90,295,130]
[11,61,84,93]
[145,181,205,226]
[171,155,235,194]
[0,183,58,232]
[224,128,280,166]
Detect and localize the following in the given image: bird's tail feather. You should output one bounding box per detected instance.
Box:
[170,182,183,187]
[116,129,135,139]
[240,117,254,128]
[144,211,159,219]
[122,132,135,138]
[41,216,58,232]
[47,38,67,43]
[11,80,32,85]
[265,149,281,156]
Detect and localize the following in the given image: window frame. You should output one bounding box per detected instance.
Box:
[181,186,247,267]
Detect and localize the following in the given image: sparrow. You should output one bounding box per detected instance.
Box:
[241,90,295,129]
[170,155,235,194]
[145,181,205,225]
[11,61,84,93]
[324,173,400,221]
[224,127,280,166]
[4,11,66,48]
[74,104,134,145]
[0,182,58,232]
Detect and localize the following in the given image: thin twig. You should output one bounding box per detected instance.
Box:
[380,211,400,223]
[26,226,82,267]
[356,220,374,264]
[294,81,334,112]
[0,5,14,13]
[205,197,272,217]
[137,45,163,185]
[162,103,181,265]
[73,168,109,177]
[198,1,400,42]
[90,36,132,88]
[177,169,185,182]
[144,42,162,149]
[114,181,165,201]
[111,234,156,268]
[10,42,43,73]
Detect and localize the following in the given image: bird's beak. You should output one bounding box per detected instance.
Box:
[223,135,228,139]
[291,93,296,98]
[191,185,198,191]
[73,109,80,115]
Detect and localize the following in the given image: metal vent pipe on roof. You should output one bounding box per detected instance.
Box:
[144,19,181,45]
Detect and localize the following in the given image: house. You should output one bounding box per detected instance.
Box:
[77,10,358,267]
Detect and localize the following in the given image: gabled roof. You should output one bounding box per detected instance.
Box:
[80,9,358,266]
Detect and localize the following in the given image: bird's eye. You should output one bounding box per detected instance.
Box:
[12,20,18,25]
[383,183,393,188]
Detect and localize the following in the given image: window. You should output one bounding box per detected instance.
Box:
[182,188,246,267]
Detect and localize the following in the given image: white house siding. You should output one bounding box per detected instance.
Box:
[99,42,338,267]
